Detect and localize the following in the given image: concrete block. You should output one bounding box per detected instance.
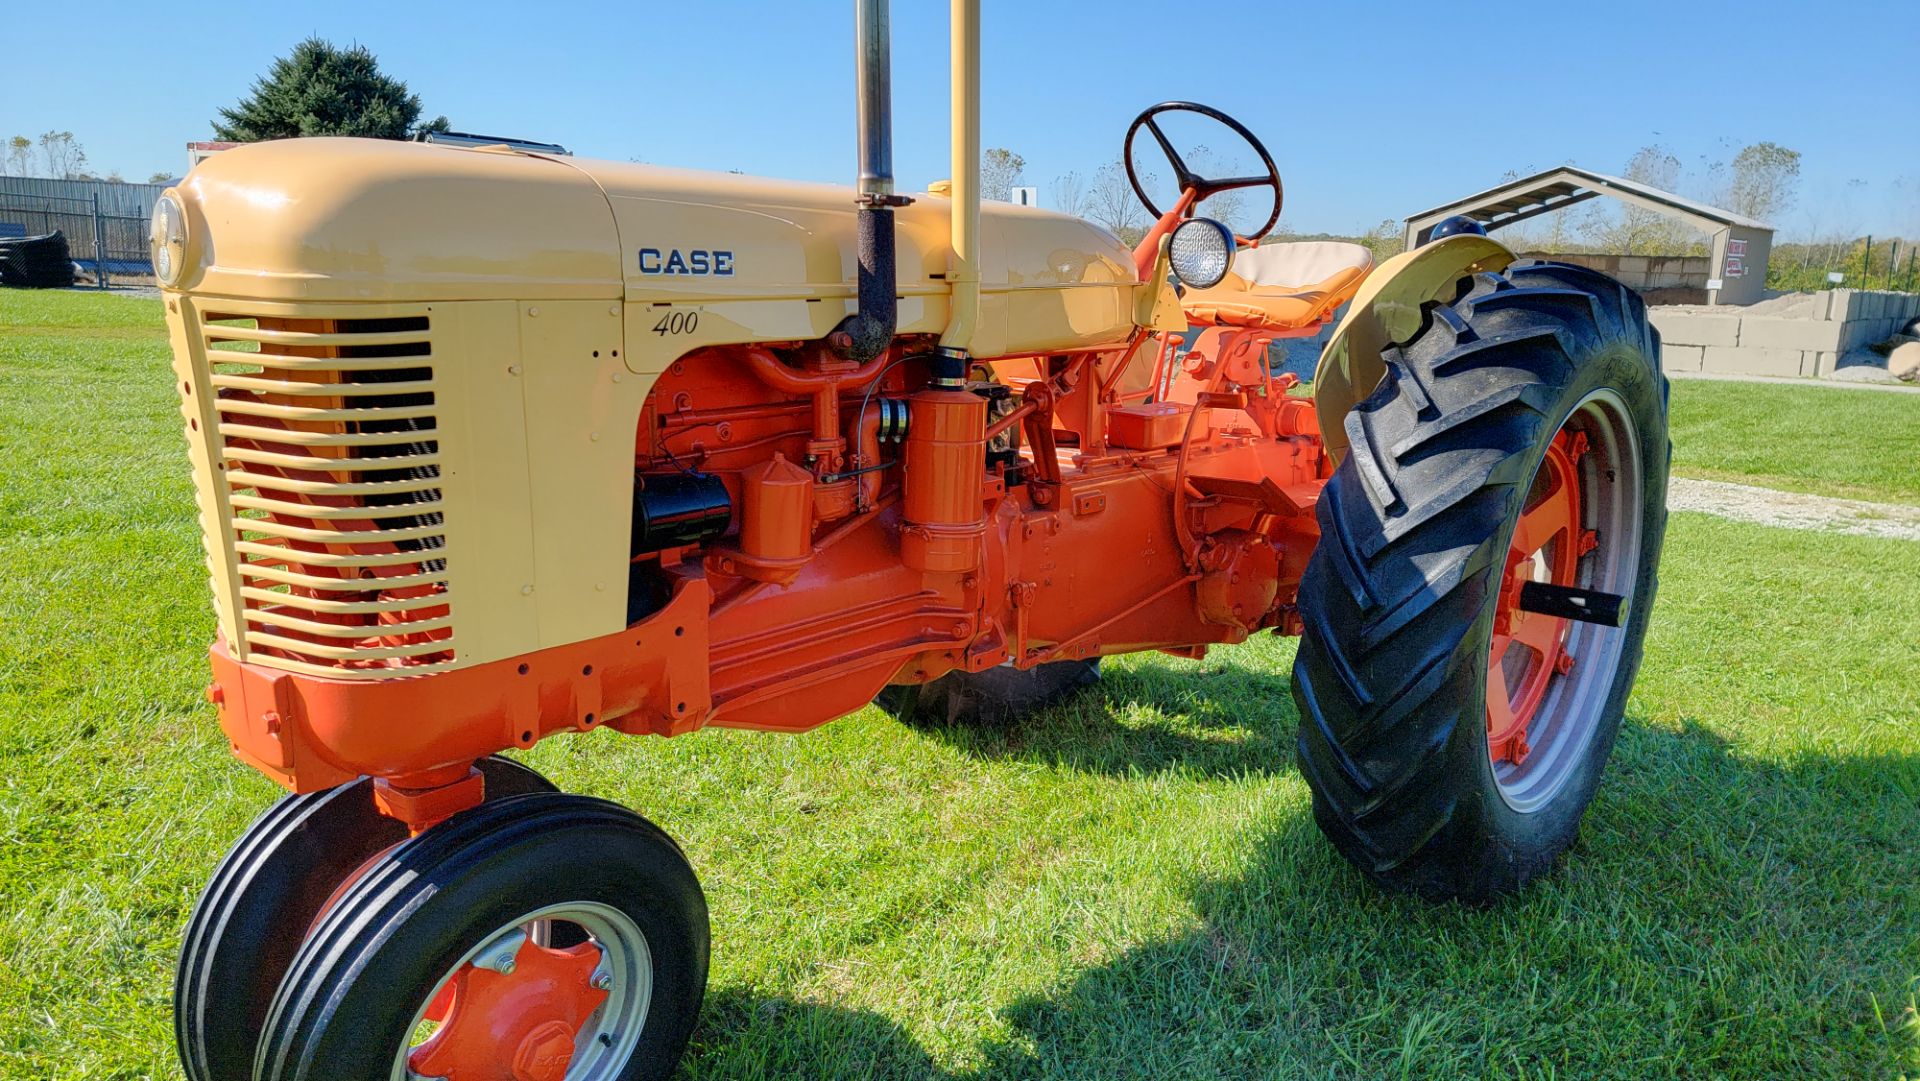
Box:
[1739,316,1844,352]
[1702,345,1806,377]
[1829,290,1855,322]
[1660,344,1705,371]
[1650,310,1741,347]
[1889,341,1920,380]
[1808,351,1839,376]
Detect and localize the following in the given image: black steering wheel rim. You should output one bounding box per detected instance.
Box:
[1123,101,1283,240]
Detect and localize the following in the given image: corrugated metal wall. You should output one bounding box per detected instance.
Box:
[0,178,160,275]
[0,177,170,217]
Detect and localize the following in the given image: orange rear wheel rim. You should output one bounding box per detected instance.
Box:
[1482,390,1646,813]
[1486,429,1588,767]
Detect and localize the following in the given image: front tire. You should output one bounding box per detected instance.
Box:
[174,756,555,1081]
[1292,261,1669,903]
[254,792,708,1081]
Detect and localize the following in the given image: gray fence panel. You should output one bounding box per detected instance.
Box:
[0,177,169,218]
[0,189,154,281]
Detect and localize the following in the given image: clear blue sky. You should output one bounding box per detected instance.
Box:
[8,0,1917,238]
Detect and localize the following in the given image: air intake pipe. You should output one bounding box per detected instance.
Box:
[833,0,907,363]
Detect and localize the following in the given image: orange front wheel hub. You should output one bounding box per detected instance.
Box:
[407,931,610,1081]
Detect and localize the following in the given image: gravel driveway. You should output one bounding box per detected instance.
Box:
[1669,477,1920,541]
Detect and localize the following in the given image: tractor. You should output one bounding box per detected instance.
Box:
[157,2,1668,1077]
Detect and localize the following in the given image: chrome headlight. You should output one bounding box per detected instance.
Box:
[1168,217,1234,289]
[150,193,187,286]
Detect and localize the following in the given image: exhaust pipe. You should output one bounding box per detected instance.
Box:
[938,0,980,362]
[833,0,906,363]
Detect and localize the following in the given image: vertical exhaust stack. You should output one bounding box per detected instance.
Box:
[937,0,981,368]
[834,0,907,363]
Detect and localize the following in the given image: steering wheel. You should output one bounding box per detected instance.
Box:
[1123,101,1284,241]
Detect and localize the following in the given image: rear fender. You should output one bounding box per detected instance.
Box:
[1312,234,1514,463]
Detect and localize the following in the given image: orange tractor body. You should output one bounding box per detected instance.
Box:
[170,126,1358,818]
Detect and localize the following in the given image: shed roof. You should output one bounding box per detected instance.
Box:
[1405,166,1772,240]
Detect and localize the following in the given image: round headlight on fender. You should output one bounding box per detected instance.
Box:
[150,193,187,286]
[1167,217,1235,289]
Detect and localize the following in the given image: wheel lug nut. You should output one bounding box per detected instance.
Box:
[591,971,613,991]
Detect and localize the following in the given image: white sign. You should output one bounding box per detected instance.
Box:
[1010,186,1038,207]
[1827,271,1845,284]
[1727,238,1747,257]
[1705,279,1724,291]
[1724,256,1745,278]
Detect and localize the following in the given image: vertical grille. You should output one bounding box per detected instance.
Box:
[194,308,455,678]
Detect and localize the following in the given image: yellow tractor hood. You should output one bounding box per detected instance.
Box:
[171,139,1140,353]
[174,138,626,302]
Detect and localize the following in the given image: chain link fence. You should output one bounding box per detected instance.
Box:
[0,190,151,288]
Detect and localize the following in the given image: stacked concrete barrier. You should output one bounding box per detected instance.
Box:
[1652,290,1920,377]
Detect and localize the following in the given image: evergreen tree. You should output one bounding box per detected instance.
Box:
[214,38,450,142]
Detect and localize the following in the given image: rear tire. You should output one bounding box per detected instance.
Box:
[1292,261,1669,903]
[174,756,554,1081]
[875,659,1101,727]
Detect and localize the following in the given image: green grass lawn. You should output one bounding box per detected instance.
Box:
[1669,379,1920,506]
[2,289,1916,1079]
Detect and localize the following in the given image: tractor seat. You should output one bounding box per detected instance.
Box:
[1180,241,1375,333]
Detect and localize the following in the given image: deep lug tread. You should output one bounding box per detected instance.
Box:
[1387,383,1550,462]
[1431,304,1478,344]
[1428,326,1567,377]
[1294,260,1669,903]
[1386,358,1438,419]
[1342,410,1406,516]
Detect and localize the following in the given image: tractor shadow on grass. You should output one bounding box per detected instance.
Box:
[678,714,1920,1079]
[901,652,1302,782]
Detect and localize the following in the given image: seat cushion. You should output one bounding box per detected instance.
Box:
[1181,240,1374,332]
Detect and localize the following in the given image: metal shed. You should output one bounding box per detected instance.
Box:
[1404,167,1775,305]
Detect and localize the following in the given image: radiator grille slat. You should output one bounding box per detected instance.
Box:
[238,563,451,592]
[225,470,445,498]
[218,422,441,447]
[211,373,439,397]
[223,449,446,473]
[232,540,443,568]
[183,307,456,678]
[219,351,437,372]
[211,398,439,423]
[228,493,446,521]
